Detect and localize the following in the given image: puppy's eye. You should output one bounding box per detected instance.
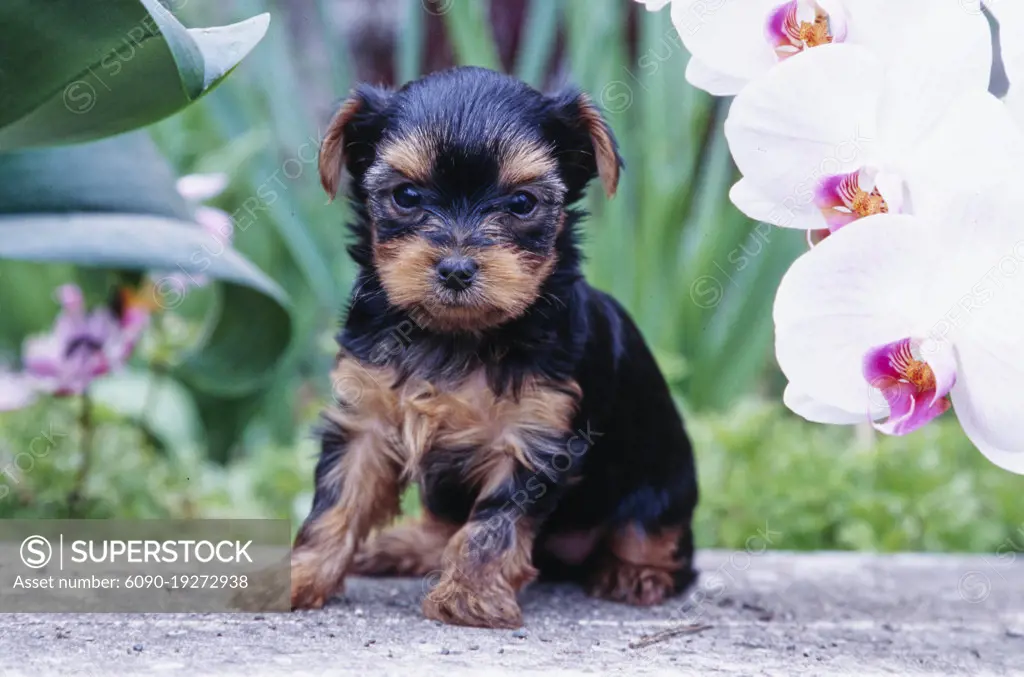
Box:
[507,191,538,217]
[392,184,423,210]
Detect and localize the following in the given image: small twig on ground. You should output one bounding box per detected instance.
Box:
[628,623,712,649]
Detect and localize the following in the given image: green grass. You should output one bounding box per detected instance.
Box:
[689,402,1024,553]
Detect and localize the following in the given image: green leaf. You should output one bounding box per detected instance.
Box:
[515,0,561,87]
[443,0,501,70]
[397,0,426,84]
[0,133,292,397]
[90,368,205,454]
[0,0,269,150]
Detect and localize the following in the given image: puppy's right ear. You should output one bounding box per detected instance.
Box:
[318,84,391,200]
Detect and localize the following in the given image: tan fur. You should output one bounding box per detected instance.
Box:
[373,236,440,314]
[324,359,579,482]
[379,133,435,184]
[498,141,558,187]
[473,246,556,323]
[423,517,538,628]
[577,94,621,198]
[587,524,685,606]
[352,513,459,577]
[373,235,558,333]
[319,95,364,200]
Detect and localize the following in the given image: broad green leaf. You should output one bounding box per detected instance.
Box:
[0,0,269,150]
[90,368,205,454]
[0,133,292,397]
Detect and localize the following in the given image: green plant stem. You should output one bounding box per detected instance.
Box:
[67,391,94,516]
[141,360,168,426]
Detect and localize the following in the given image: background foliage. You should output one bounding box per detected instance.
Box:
[0,0,1020,553]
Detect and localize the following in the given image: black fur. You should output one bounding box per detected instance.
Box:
[318,67,698,597]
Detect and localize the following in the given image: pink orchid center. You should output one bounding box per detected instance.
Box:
[766,0,845,61]
[863,338,956,436]
[814,170,889,234]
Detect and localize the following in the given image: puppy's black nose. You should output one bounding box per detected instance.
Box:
[436,256,479,290]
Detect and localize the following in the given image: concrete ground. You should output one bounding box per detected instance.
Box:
[0,550,1021,676]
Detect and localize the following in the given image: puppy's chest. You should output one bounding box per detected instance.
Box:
[327,356,580,484]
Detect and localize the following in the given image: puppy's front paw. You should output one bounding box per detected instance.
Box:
[587,560,676,607]
[289,561,345,610]
[422,577,522,628]
[230,564,291,612]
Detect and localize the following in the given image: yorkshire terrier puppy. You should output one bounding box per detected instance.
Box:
[291,66,699,628]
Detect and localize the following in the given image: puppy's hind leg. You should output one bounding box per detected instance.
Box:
[352,512,459,577]
[587,522,695,606]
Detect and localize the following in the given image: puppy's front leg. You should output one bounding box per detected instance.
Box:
[421,379,581,628]
[291,360,405,609]
[422,465,541,629]
[291,425,402,609]
[423,438,575,628]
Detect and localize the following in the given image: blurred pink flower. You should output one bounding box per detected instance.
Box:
[175,173,229,202]
[0,371,36,411]
[0,285,150,411]
[160,173,235,292]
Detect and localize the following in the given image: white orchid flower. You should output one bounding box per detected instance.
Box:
[634,0,989,97]
[723,40,1023,236]
[773,193,1024,472]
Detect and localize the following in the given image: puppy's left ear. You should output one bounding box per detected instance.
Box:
[547,88,624,200]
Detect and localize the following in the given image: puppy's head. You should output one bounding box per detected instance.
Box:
[319,67,623,333]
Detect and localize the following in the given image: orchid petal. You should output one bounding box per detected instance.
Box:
[764,2,798,58]
[175,173,229,202]
[952,338,1024,473]
[685,57,750,97]
[873,1,992,149]
[783,383,867,424]
[902,91,1024,217]
[941,192,1024,471]
[725,44,883,226]
[729,177,825,229]
[773,214,946,414]
[670,0,780,83]
[1006,87,1024,131]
